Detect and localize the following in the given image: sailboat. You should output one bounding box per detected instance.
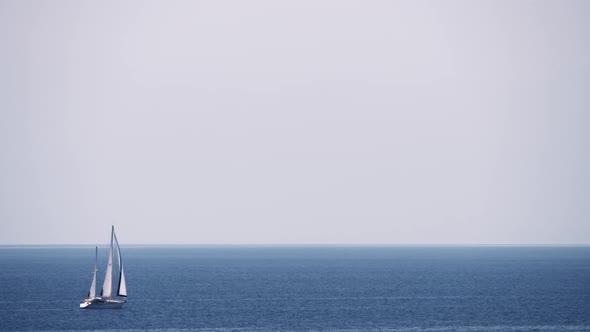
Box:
[80,226,127,309]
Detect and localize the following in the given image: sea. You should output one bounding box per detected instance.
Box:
[0,246,589,332]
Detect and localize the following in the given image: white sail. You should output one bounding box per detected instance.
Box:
[114,231,127,297]
[88,246,98,298]
[101,226,114,298]
[118,268,127,297]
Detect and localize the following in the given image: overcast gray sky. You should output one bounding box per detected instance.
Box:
[1,0,588,245]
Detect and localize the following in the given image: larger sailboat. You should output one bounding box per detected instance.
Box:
[80,226,127,309]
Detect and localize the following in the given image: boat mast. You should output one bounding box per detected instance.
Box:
[88,246,98,298]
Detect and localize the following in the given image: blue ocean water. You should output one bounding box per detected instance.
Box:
[0,246,588,332]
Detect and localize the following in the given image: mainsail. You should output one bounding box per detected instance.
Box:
[101,226,114,298]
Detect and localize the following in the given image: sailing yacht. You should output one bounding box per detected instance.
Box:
[80,226,127,309]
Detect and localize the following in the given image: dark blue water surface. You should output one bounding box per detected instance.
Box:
[0,246,589,331]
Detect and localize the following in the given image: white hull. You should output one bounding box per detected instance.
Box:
[80,298,126,309]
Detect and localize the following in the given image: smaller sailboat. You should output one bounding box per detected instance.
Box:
[80,226,127,309]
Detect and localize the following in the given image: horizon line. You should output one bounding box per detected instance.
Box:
[1,243,590,248]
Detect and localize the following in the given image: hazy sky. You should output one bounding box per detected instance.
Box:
[1,0,589,245]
